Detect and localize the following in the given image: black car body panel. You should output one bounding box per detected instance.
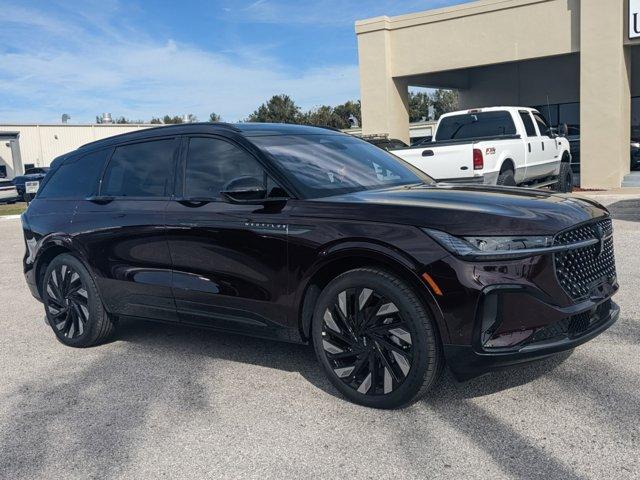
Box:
[22,123,618,380]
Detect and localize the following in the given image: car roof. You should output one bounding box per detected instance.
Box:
[439,106,538,119]
[77,122,343,152]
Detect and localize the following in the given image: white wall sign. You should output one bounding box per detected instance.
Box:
[631,0,640,39]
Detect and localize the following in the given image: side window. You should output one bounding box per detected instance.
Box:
[101,139,176,197]
[532,113,550,137]
[185,137,266,199]
[519,111,537,137]
[39,148,110,199]
[435,111,516,141]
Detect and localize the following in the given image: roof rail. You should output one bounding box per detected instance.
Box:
[78,121,241,150]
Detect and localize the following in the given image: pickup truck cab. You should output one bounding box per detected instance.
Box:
[390,107,573,192]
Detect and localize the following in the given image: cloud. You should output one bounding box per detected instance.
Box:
[0,2,359,123]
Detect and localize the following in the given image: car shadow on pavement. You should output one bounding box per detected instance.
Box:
[114,318,574,404]
[0,319,212,479]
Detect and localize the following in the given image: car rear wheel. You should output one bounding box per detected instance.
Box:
[43,253,116,347]
[497,168,516,186]
[312,268,443,409]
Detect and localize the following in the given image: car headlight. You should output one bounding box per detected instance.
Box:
[422,228,553,259]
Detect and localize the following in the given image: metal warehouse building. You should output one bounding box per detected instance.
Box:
[0,124,152,180]
[356,0,640,188]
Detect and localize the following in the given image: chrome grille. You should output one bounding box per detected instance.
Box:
[553,218,616,301]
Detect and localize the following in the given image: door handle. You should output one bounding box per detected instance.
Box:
[528,143,531,153]
[86,195,115,205]
[541,142,545,151]
[422,150,434,157]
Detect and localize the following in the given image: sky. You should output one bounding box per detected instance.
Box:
[0,0,466,124]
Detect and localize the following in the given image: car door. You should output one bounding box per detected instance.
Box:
[73,137,180,322]
[531,111,560,179]
[165,135,290,339]
[518,110,543,180]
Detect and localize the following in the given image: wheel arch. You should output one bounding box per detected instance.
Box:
[33,237,90,298]
[295,243,449,345]
[499,158,515,173]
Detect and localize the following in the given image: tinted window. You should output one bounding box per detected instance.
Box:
[251,134,431,198]
[435,111,516,141]
[39,149,110,199]
[101,139,176,197]
[532,112,550,136]
[185,137,266,199]
[25,167,47,175]
[519,112,537,137]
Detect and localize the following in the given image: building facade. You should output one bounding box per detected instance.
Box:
[356,0,640,188]
[0,124,152,180]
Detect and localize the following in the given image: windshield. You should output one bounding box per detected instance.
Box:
[250,134,433,198]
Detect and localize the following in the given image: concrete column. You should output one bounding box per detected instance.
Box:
[357,24,410,144]
[580,0,631,189]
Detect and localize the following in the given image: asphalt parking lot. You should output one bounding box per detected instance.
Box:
[0,194,638,480]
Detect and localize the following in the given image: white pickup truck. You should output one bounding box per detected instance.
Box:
[390,106,573,192]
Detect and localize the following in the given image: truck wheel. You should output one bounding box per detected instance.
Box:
[497,169,516,186]
[553,163,573,193]
[312,268,443,409]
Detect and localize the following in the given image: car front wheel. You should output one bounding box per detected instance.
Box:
[312,268,443,409]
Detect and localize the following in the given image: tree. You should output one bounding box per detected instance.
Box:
[332,100,361,129]
[408,91,431,122]
[162,115,183,124]
[208,112,221,122]
[430,89,459,119]
[302,105,342,128]
[150,117,163,124]
[247,95,301,123]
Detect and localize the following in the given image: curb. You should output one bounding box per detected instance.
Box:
[0,214,21,221]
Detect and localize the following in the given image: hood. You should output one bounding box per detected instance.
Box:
[296,184,608,236]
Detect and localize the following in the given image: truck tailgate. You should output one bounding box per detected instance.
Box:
[391,144,474,181]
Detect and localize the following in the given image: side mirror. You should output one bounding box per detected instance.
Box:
[558,123,568,137]
[221,176,267,204]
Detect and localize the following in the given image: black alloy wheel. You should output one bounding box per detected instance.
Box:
[45,263,89,339]
[43,253,116,347]
[321,288,413,395]
[312,268,442,409]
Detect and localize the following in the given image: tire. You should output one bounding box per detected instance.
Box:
[42,253,116,347]
[311,268,443,409]
[497,168,516,186]
[553,162,573,193]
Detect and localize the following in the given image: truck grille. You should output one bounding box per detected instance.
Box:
[553,218,616,301]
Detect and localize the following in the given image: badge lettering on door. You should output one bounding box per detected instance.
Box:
[485,147,496,155]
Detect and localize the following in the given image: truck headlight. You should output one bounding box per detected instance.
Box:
[423,228,553,259]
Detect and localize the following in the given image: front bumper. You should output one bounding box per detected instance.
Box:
[444,300,618,380]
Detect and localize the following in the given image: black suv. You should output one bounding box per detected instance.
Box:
[22,123,619,409]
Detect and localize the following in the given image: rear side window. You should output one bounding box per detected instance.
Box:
[519,111,537,137]
[185,137,265,199]
[101,139,176,197]
[38,148,110,199]
[435,111,517,141]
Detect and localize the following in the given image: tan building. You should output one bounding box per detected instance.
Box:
[356,0,640,188]
[0,123,152,180]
